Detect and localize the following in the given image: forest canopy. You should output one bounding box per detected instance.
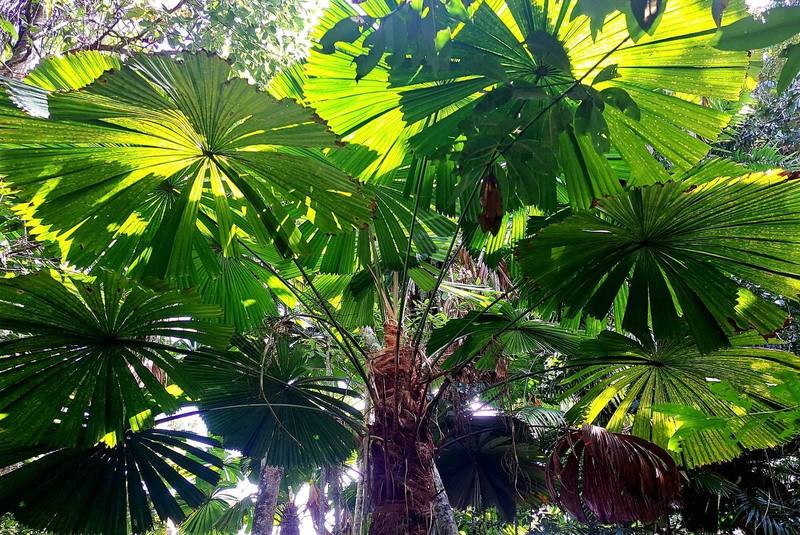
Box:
[1,0,800,534]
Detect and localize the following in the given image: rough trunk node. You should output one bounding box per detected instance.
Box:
[367,322,435,535]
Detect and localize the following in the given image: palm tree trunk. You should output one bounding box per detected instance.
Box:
[366,322,435,535]
[280,501,301,535]
[253,463,284,535]
[432,464,458,535]
[353,386,373,535]
[353,456,367,534]
[325,465,345,534]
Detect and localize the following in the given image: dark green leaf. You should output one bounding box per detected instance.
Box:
[0,429,223,535]
[525,30,571,73]
[777,44,800,94]
[0,272,231,447]
[715,6,800,50]
[319,16,367,54]
[630,0,663,32]
[592,64,619,85]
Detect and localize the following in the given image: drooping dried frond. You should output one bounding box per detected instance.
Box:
[546,425,680,524]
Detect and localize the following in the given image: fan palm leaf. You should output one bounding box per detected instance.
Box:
[0,53,373,282]
[185,335,361,468]
[563,331,800,467]
[516,169,800,352]
[304,0,753,210]
[0,428,223,535]
[427,305,586,369]
[546,424,680,523]
[436,416,547,522]
[0,271,232,446]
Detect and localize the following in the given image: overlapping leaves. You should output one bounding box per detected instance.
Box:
[428,306,585,370]
[0,271,231,446]
[563,331,800,467]
[516,170,800,352]
[305,0,753,211]
[0,53,372,283]
[436,416,547,521]
[185,335,360,468]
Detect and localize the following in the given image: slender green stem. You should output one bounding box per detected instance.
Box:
[293,260,377,400]
[239,240,375,398]
[410,177,482,352]
[396,155,428,355]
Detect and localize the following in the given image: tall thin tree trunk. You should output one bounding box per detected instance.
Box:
[253,463,284,535]
[432,464,458,535]
[325,465,345,534]
[308,479,328,535]
[367,322,435,535]
[353,456,366,534]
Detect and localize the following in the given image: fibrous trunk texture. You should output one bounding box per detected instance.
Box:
[252,464,283,535]
[367,322,435,535]
[280,501,301,535]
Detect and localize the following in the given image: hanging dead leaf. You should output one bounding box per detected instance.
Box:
[478,171,503,235]
[546,425,680,524]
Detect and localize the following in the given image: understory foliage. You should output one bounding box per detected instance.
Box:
[0,0,799,534]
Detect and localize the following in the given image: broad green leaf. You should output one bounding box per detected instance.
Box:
[776,44,800,94]
[714,6,800,50]
[516,169,800,352]
[304,0,753,212]
[24,50,121,91]
[0,429,223,535]
[0,53,373,284]
[0,271,231,447]
[564,331,800,467]
[185,335,360,468]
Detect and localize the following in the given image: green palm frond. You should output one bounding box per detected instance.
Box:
[0,428,223,535]
[185,335,361,468]
[563,331,800,467]
[437,416,547,522]
[516,169,800,352]
[0,271,232,446]
[304,0,753,210]
[428,306,585,370]
[0,53,373,282]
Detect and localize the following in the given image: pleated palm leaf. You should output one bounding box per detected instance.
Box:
[304,0,753,210]
[427,304,586,370]
[436,416,547,522]
[563,330,800,467]
[0,52,373,281]
[516,169,800,352]
[185,335,361,468]
[0,428,224,535]
[0,271,232,447]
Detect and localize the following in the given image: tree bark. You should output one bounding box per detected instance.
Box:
[308,480,328,535]
[253,463,284,535]
[432,464,458,535]
[353,455,367,534]
[324,465,346,534]
[367,322,435,535]
[1,0,45,77]
[280,501,301,535]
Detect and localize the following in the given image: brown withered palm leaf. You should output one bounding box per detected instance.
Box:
[546,425,680,524]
